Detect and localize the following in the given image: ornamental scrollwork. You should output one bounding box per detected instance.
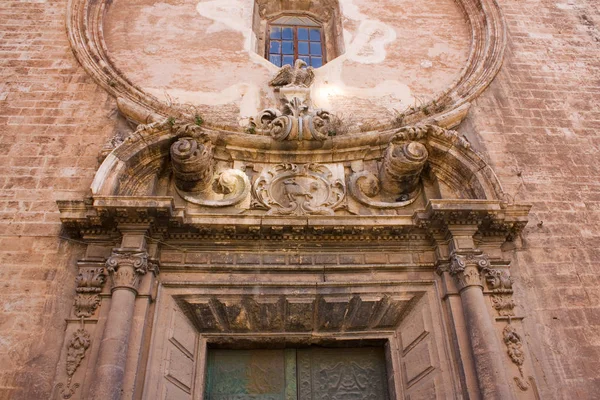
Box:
[251,68,335,141]
[106,250,149,292]
[448,252,490,289]
[348,129,428,208]
[252,163,345,215]
[170,135,214,192]
[170,135,250,207]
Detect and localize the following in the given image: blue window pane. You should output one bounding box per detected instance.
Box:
[311,57,322,68]
[270,27,281,39]
[309,29,321,41]
[310,42,321,56]
[299,56,310,65]
[282,27,293,40]
[282,56,294,66]
[298,28,308,40]
[298,41,309,55]
[269,54,281,67]
[282,41,294,54]
[269,41,281,54]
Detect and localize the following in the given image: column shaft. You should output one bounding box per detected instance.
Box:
[460,285,513,399]
[89,288,137,400]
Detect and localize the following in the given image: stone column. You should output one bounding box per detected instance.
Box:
[448,247,514,399]
[88,226,150,400]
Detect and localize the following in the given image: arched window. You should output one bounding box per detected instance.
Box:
[267,15,324,68]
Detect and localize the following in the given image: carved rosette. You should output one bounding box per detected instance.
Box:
[74,267,106,318]
[252,163,345,215]
[448,252,490,290]
[105,250,149,292]
[170,135,214,192]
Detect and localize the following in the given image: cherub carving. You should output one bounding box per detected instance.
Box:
[269,59,315,88]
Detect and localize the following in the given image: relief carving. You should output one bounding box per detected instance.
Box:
[54,328,91,399]
[252,163,345,215]
[490,294,516,316]
[503,323,531,391]
[252,63,336,141]
[484,268,514,293]
[74,267,106,318]
[380,140,429,198]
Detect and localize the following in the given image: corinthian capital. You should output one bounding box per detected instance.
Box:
[448,252,490,290]
[105,250,149,292]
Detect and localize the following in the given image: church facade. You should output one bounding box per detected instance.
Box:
[0,0,599,399]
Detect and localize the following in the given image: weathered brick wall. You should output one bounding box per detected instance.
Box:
[464,0,600,397]
[0,1,115,398]
[0,0,599,399]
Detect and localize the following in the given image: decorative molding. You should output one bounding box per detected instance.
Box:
[252,163,345,215]
[106,250,149,292]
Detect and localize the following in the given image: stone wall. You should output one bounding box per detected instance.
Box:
[0,1,114,398]
[462,0,600,397]
[0,0,599,399]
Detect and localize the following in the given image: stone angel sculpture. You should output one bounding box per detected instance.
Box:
[269,59,315,88]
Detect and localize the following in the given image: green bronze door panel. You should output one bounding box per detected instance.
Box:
[297,348,389,400]
[205,347,388,400]
[205,349,296,400]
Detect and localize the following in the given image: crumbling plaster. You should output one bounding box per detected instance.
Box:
[103,0,469,125]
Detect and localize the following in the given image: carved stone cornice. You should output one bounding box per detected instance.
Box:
[105,250,150,292]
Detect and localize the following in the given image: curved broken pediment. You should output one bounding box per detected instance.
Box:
[92,120,504,216]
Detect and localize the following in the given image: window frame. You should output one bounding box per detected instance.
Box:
[265,15,327,68]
